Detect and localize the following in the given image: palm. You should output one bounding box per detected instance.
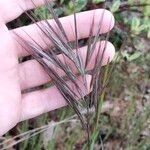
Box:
[0,0,115,136]
[0,21,21,135]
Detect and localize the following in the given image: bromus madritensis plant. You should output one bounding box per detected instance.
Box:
[12,0,115,148]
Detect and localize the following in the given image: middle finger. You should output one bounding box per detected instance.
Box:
[19,41,115,90]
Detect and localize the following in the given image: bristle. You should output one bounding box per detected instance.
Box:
[15,0,113,146]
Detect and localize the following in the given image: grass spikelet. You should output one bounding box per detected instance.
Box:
[13,0,114,147]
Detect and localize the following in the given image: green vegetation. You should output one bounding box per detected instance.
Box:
[2,0,150,149]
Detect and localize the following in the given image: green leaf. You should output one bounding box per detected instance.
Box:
[147,27,150,38]
[128,0,135,5]
[122,51,142,62]
[68,0,87,12]
[138,24,149,32]
[131,17,140,29]
[131,17,141,35]
[92,0,105,4]
[128,52,142,61]
[60,0,65,4]
[110,0,121,13]
[122,51,130,60]
[143,5,150,16]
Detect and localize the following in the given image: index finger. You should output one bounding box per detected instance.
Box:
[12,9,115,57]
[0,0,51,23]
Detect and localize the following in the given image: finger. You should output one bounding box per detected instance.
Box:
[20,75,92,121]
[0,0,51,23]
[12,9,115,57]
[19,41,115,90]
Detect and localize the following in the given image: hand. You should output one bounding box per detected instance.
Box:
[0,0,115,136]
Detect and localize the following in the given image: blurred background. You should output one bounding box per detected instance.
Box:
[2,0,150,149]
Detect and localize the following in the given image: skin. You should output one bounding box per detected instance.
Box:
[0,0,115,136]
